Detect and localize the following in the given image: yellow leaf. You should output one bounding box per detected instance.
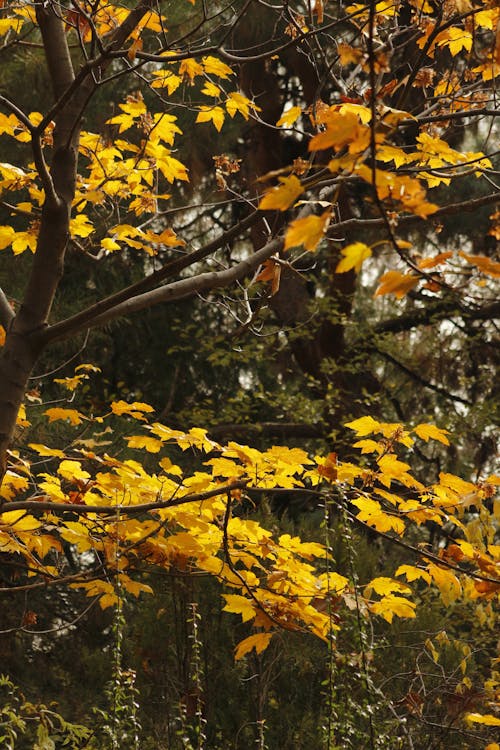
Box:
[460,251,500,279]
[44,407,85,426]
[309,111,362,152]
[0,510,41,531]
[0,325,5,346]
[234,632,273,660]
[414,423,450,445]
[395,565,431,584]
[336,242,372,273]
[259,175,303,212]
[225,91,259,119]
[196,105,225,132]
[370,594,416,622]
[111,400,154,420]
[345,416,381,436]
[466,714,500,727]
[16,403,30,428]
[375,270,419,299]
[353,439,382,454]
[284,211,331,252]
[0,225,16,250]
[57,460,91,482]
[29,443,66,458]
[222,594,256,623]
[276,106,302,127]
[202,55,233,79]
[427,563,462,604]
[352,497,406,535]
[365,577,411,596]
[126,435,163,453]
[179,57,203,81]
[201,81,221,97]
[119,576,154,597]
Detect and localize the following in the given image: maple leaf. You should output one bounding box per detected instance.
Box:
[44,407,85,426]
[222,594,256,623]
[276,106,302,127]
[414,423,450,445]
[345,415,381,436]
[460,251,500,279]
[202,55,233,79]
[309,111,362,152]
[225,92,259,119]
[29,443,66,458]
[126,435,163,453]
[375,270,419,299]
[352,497,406,535]
[465,714,500,727]
[259,175,303,211]
[234,632,273,660]
[336,242,372,273]
[395,565,431,584]
[256,258,281,295]
[370,594,416,623]
[284,211,331,252]
[196,106,225,132]
[111,400,154,420]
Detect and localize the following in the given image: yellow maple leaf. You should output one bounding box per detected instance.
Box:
[222,594,256,623]
[202,55,233,79]
[309,111,361,152]
[201,81,221,97]
[276,106,302,127]
[126,435,163,453]
[414,423,450,445]
[0,325,5,346]
[196,105,225,132]
[284,211,331,252]
[29,443,66,458]
[365,577,411,597]
[336,242,372,273]
[0,225,16,250]
[45,407,85,426]
[460,251,500,278]
[345,415,381,436]
[234,632,273,660]
[0,510,41,531]
[395,564,431,584]
[352,497,405,535]
[427,563,462,605]
[57,460,91,482]
[259,175,303,212]
[370,594,416,623]
[225,91,259,119]
[375,270,419,299]
[465,714,500,727]
[179,57,203,81]
[111,400,154,420]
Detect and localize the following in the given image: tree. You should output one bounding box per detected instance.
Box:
[0,1,499,747]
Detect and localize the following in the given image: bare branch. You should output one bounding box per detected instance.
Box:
[0,288,14,329]
[41,209,262,345]
[43,235,281,343]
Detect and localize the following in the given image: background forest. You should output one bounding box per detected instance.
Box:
[0,0,498,748]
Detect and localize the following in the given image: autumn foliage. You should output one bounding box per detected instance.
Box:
[0,0,499,745]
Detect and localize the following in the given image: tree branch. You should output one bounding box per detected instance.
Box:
[41,208,262,345]
[42,235,281,343]
[375,299,500,335]
[3,480,246,517]
[0,288,14,329]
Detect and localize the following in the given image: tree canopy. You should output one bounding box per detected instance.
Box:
[0,0,499,747]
